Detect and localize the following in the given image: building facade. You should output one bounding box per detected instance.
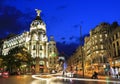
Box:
[84,23,111,75]
[2,9,58,73]
[110,26,120,67]
[70,22,120,75]
[67,46,83,74]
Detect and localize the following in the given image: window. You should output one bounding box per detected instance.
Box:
[40,53,43,58]
[116,33,118,39]
[33,53,36,57]
[95,40,97,43]
[118,32,120,38]
[40,45,42,50]
[100,34,102,38]
[49,48,52,53]
[117,41,119,46]
[96,46,98,49]
[113,43,115,48]
[33,45,36,50]
[100,39,103,42]
[101,45,103,49]
[94,35,97,38]
[105,34,107,37]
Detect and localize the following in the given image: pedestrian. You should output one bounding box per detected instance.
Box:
[110,67,115,77]
[62,70,65,76]
[118,67,120,79]
[91,71,98,79]
[114,67,119,79]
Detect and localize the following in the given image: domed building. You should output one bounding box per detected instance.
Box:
[2,9,58,73]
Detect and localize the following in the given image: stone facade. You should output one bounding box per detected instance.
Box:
[2,9,58,73]
[67,22,120,75]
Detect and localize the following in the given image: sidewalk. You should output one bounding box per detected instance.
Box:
[77,73,120,81]
[98,75,120,81]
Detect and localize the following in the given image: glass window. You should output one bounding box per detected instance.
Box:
[100,34,102,38]
[40,45,42,50]
[118,32,120,37]
[95,35,97,38]
[40,53,43,58]
[116,33,118,39]
[100,39,103,42]
[101,45,103,49]
[96,46,98,49]
[117,41,119,46]
[33,53,36,57]
[95,40,97,43]
[33,45,36,50]
[49,48,52,52]
[105,34,107,37]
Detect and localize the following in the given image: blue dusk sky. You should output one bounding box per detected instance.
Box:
[0,0,120,57]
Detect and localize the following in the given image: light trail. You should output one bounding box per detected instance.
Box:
[32,75,53,81]
[32,74,120,83]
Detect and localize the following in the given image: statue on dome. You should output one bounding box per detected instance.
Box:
[35,9,41,16]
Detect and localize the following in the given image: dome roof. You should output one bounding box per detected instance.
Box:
[30,9,46,31]
[31,18,45,27]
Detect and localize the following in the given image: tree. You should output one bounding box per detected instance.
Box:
[0,55,3,67]
[4,46,33,73]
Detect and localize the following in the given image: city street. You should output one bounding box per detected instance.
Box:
[0,74,120,84]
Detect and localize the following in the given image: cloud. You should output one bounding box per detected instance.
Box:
[56,34,89,59]
[69,36,74,40]
[61,37,65,40]
[56,5,67,10]
[56,42,79,59]
[0,0,7,6]
[73,24,79,28]
[0,6,24,38]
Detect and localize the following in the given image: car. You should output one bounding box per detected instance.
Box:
[0,72,2,77]
[2,72,9,78]
[65,72,74,77]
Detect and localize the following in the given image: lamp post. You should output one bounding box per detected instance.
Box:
[80,25,84,78]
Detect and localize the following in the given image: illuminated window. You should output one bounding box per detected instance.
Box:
[105,34,107,37]
[100,39,103,42]
[39,61,44,65]
[95,35,97,38]
[96,46,98,49]
[95,40,97,43]
[100,34,102,38]
[96,51,98,53]
[101,45,103,49]
[40,53,44,58]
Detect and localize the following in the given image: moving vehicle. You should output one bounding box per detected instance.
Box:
[2,71,9,78]
[0,68,9,78]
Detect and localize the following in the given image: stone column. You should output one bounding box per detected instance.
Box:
[35,57,40,74]
[44,59,48,73]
